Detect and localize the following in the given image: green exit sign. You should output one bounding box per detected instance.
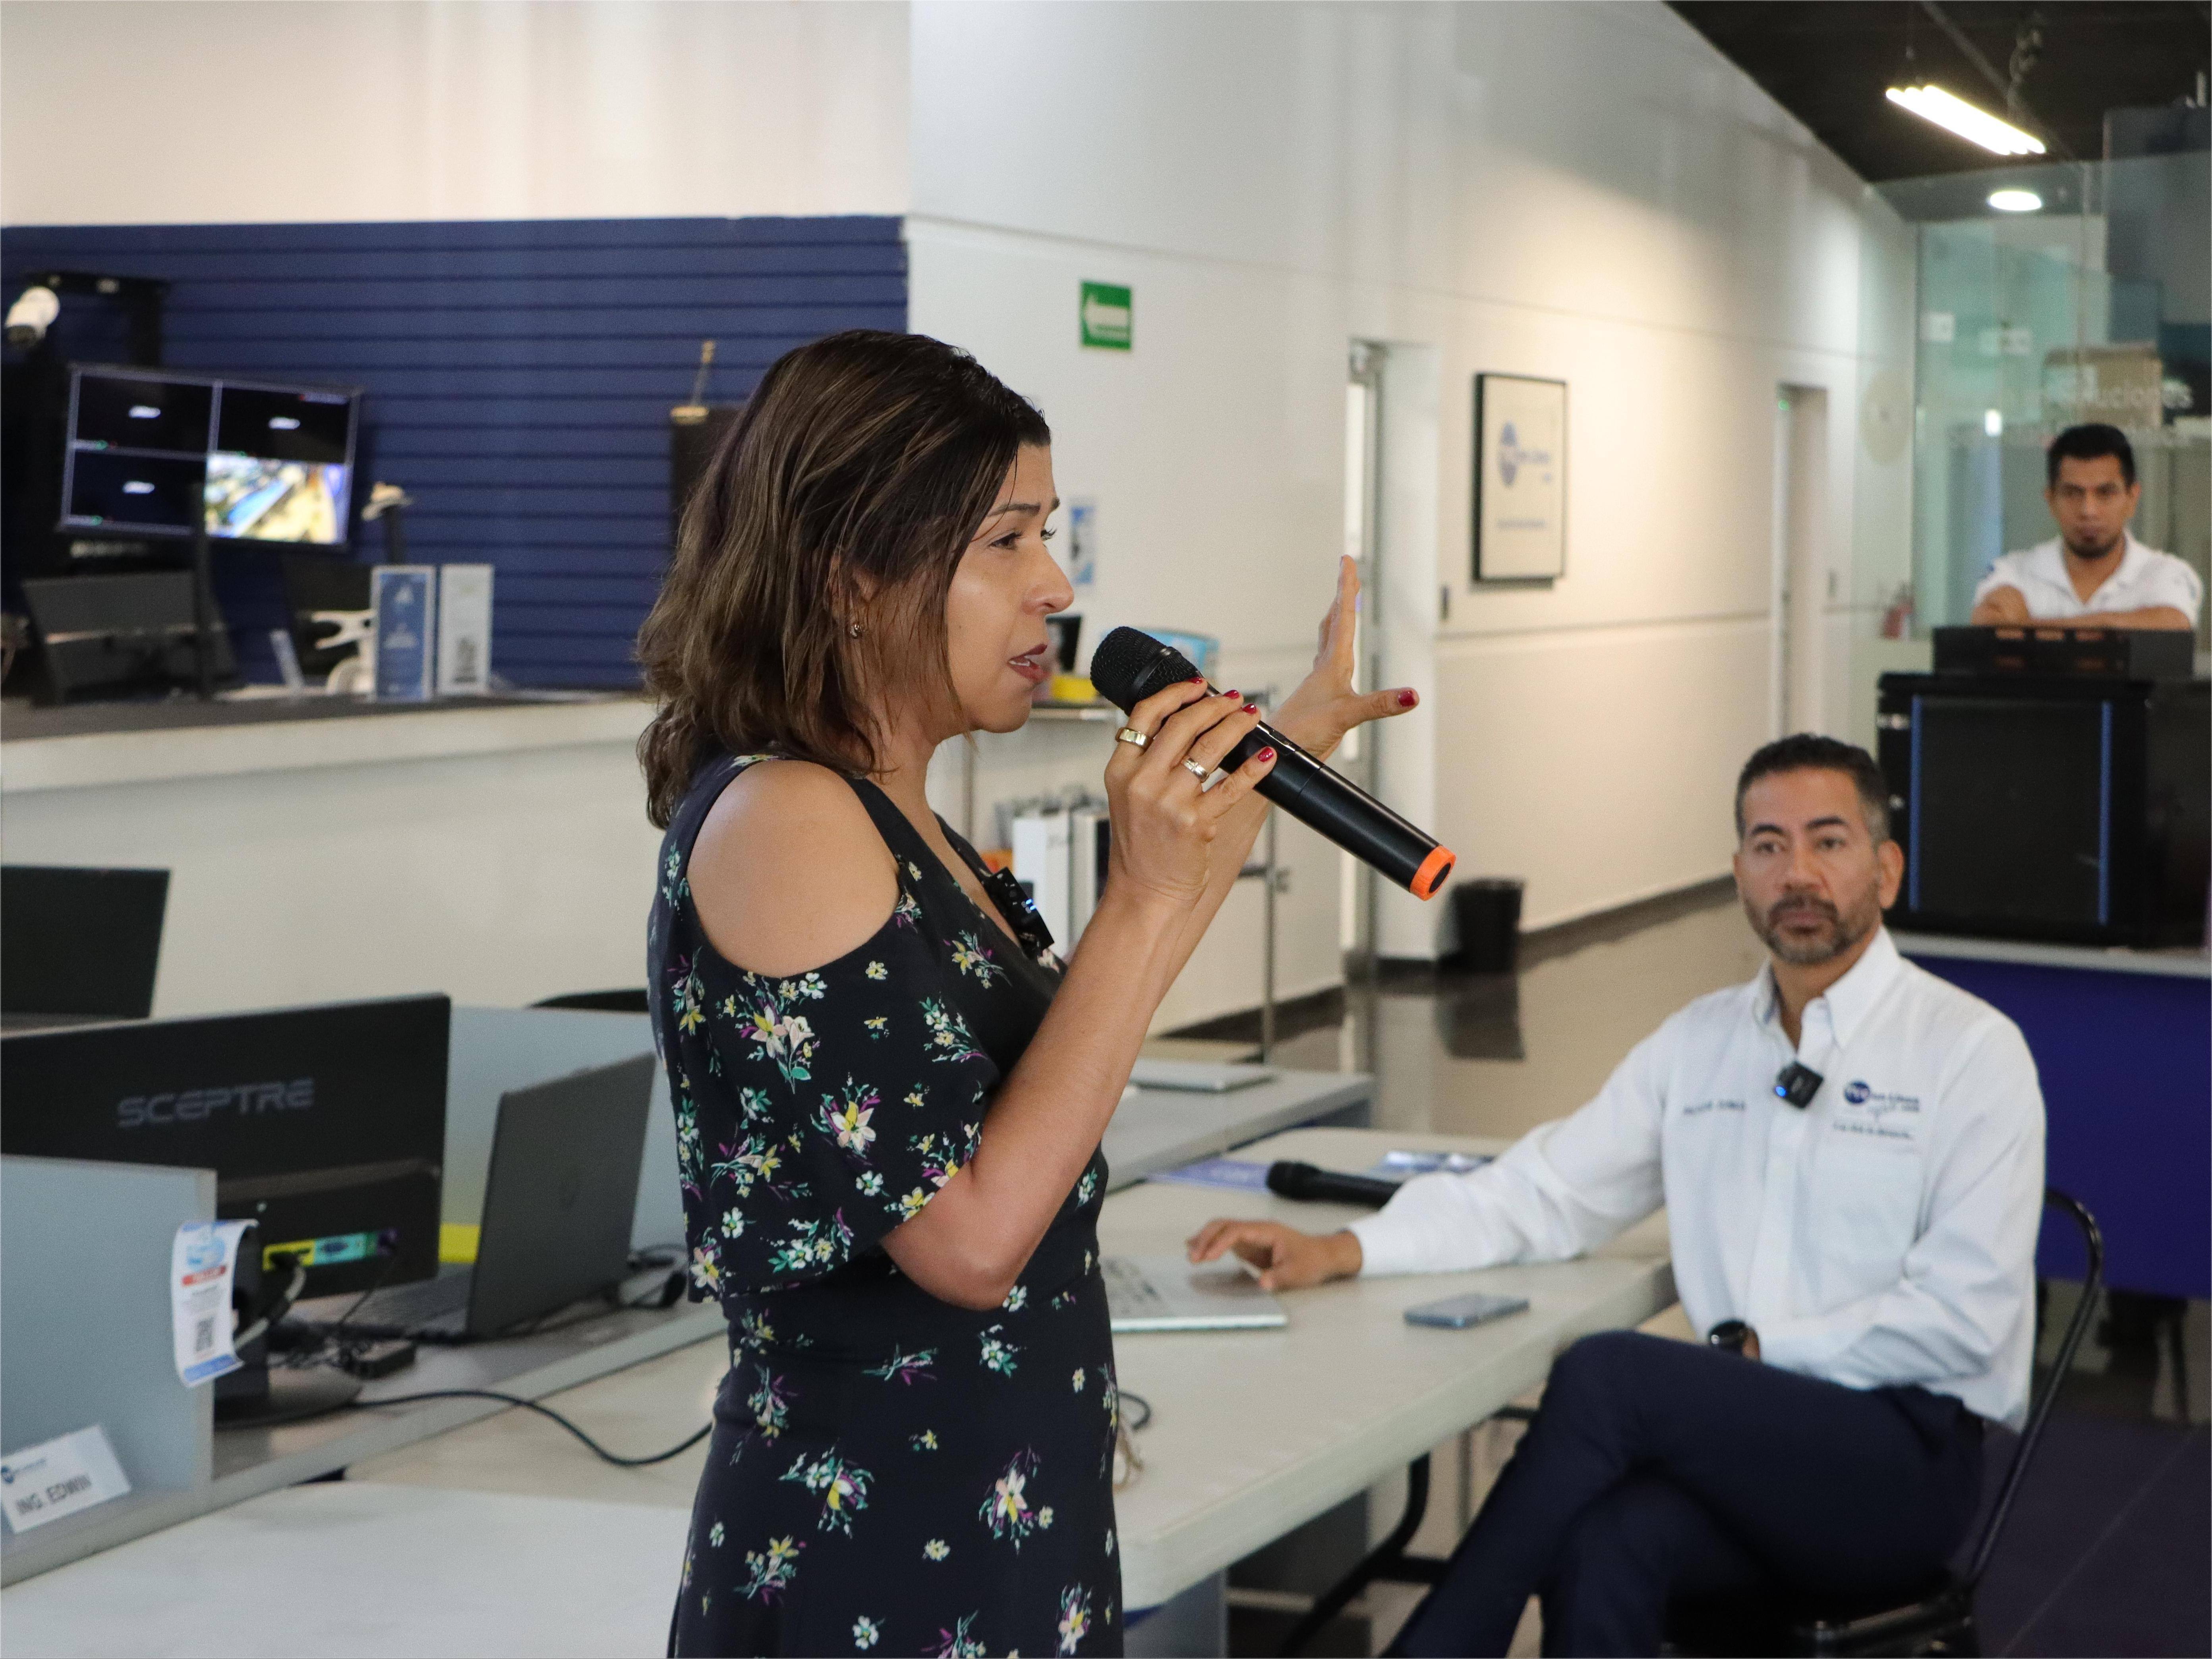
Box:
[1080,281,1132,350]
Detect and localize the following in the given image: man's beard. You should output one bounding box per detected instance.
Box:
[2064,529,2124,563]
[1745,887,1880,966]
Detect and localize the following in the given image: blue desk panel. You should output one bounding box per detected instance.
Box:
[1905,951,2209,1300]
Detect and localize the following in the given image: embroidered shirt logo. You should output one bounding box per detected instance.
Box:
[1835,1081,1922,1140]
[1841,1081,1920,1117]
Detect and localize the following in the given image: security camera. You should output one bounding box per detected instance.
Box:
[4,286,60,350]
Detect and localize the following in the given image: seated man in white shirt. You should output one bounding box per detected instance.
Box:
[1188,734,2046,1657]
[1969,423,2201,630]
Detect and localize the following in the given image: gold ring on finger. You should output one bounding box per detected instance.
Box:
[1115,727,1150,749]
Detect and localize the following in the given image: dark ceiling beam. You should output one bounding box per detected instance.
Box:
[1914,0,2077,158]
[1665,0,2207,182]
[1915,0,2018,106]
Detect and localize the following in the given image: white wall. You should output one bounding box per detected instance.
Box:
[1,720,664,1020]
[0,0,908,224]
[3,0,1909,1017]
[907,0,1905,964]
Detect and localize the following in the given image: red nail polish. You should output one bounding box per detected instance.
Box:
[1187,676,1207,684]
[1221,688,1239,698]
[1397,689,1418,708]
[1258,746,1276,761]
[1242,702,1259,714]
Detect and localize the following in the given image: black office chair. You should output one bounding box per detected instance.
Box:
[532,989,651,1014]
[1669,1187,2105,1658]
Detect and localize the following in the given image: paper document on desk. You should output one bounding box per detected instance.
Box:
[1369,1149,1493,1184]
[1149,1156,1271,1191]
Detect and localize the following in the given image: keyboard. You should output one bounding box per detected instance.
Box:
[1102,1253,1288,1333]
[336,1271,472,1335]
[1102,1256,1170,1320]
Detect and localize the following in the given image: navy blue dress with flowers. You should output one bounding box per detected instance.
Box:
[650,755,1121,1659]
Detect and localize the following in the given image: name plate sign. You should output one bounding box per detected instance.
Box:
[0,1426,131,1534]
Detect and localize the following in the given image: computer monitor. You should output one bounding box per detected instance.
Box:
[0,864,169,1022]
[0,995,449,1299]
[58,365,360,547]
[17,570,238,701]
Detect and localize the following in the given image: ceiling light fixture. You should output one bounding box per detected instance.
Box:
[1885,84,2047,156]
[1988,189,2043,213]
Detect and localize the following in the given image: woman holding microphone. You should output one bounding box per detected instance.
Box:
[636,329,1413,1658]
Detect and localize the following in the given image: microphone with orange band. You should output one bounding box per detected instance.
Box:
[1089,627,1456,902]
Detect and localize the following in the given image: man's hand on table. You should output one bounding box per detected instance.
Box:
[1186,1219,1362,1290]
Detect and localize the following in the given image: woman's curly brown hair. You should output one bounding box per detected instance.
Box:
[636,330,1050,827]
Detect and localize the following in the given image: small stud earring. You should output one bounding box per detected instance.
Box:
[847,621,863,639]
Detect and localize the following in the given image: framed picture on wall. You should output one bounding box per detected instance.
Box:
[1473,373,1567,581]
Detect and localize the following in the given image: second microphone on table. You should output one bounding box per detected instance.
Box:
[1088,626,1456,900]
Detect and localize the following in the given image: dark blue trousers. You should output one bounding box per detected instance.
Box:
[1389,1331,1986,1658]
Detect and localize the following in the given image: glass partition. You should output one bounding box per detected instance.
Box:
[1877,151,2210,651]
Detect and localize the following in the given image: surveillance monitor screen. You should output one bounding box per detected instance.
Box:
[60,366,360,546]
[66,450,207,535]
[73,371,214,454]
[204,454,348,544]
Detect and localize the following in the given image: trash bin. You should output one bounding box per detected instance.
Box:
[1450,877,1524,974]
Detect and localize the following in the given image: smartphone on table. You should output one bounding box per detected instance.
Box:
[1404,1291,1530,1329]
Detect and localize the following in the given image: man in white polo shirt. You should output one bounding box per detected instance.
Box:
[1970,423,2200,630]
[1188,735,2046,1657]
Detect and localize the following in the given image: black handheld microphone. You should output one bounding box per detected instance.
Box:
[1089,627,1457,900]
[1265,1160,1399,1208]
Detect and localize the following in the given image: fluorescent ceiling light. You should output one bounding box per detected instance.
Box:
[1885,84,2047,156]
[1988,189,2043,212]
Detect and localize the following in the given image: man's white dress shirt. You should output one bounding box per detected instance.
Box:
[1350,929,2046,1428]
[1973,532,2203,625]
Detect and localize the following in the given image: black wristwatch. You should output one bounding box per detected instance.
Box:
[1707,1319,1757,1357]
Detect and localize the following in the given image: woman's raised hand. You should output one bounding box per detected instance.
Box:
[1269,556,1419,763]
[1101,680,1277,907]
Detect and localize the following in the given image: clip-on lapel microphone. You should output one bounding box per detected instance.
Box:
[1773,1062,1824,1109]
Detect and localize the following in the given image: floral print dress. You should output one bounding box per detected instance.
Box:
[651,755,1121,1658]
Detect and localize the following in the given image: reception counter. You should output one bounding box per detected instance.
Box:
[1896,930,2211,1301]
[0,693,663,1017]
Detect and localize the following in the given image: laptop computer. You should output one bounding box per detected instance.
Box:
[1127,1058,1277,1093]
[1104,1253,1289,1333]
[309,1053,656,1342]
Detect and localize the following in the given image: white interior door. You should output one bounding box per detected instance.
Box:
[1775,385,1830,736]
[1340,346,1383,960]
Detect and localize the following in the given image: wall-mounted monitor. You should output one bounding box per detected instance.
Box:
[58,365,360,546]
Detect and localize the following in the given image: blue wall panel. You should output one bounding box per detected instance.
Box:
[1,216,906,687]
[1906,950,2212,1301]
